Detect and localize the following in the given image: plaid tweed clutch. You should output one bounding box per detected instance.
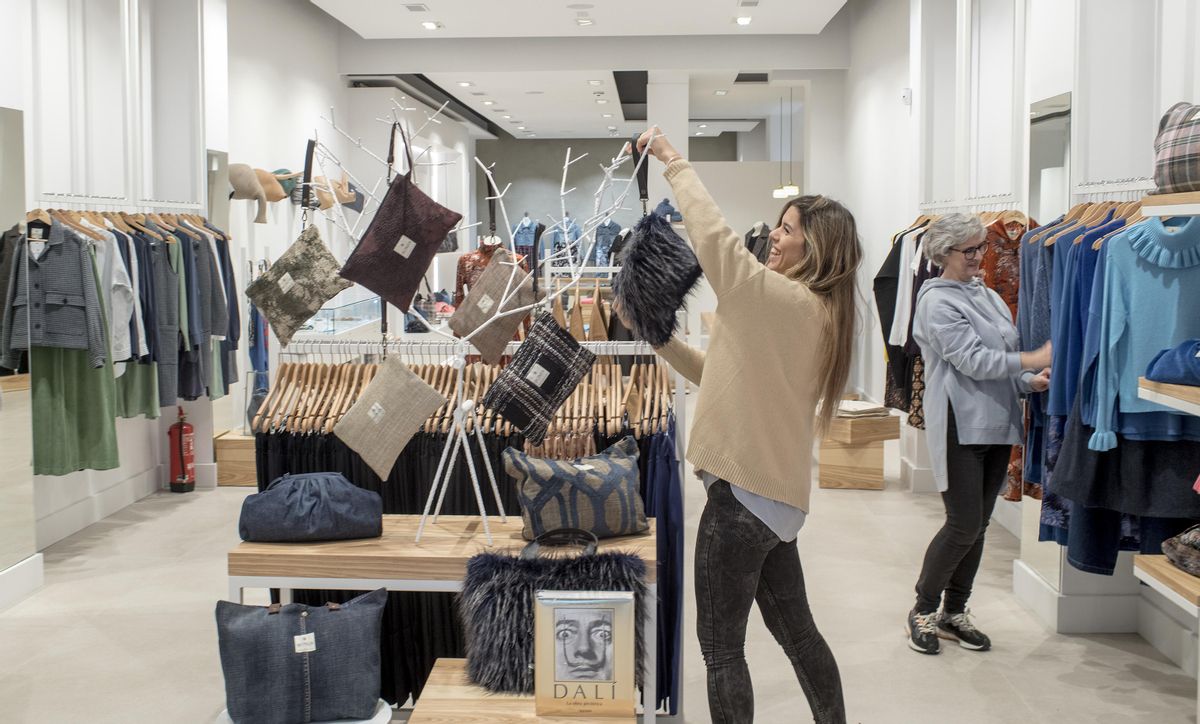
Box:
[482,311,596,445]
[1154,102,1200,195]
[448,249,542,364]
[245,226,352,346]
[333,357,448,479]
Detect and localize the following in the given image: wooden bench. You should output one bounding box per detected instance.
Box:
[818,414,901,490]
[1133,554,1200,721]
[410,658,635,723]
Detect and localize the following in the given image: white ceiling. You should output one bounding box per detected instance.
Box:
[312,0,847,39]
[425,70,771,139]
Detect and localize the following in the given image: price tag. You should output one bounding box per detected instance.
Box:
[278,272,296,294]
[394,236,417,258]
[525,363,550,387]
[573,464,596,472]
[368,401,385,422]
[294,633,316,653]
[476,294,495,313]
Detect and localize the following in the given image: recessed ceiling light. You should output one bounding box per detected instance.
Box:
[502,114,512,119]
[493,108,506,113]
[602,113,613,118]
[420,20,442,30]
[588,80,603,86]
[696,132,705,136]
[714,90,728,96]
[482,100,494,106]
[526,91,544,95]
[528,133,537,137]
[607,125,617,130]
[457,81,473,87]
[566,3,594,8]
[698,123,708,128]
[576,17,594,26]
[517,126,526,130]
[596,99,608,105]
[735,16,753,26]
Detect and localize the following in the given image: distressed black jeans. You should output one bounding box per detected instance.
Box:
[695,480,846,723]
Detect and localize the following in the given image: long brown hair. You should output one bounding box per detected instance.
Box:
[777,195,863,437]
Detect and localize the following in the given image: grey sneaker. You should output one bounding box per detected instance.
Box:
[906,609,940,655]
[938,609,991,651]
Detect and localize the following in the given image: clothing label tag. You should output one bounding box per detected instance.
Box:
[28,227,45,240]
[278,272,296,294]
[525,362,550,387]
[294,633,316,653]
[368,401,385,422]
[395,236,417,258]
[573,464,595,472]
[476,294,495,313]
[28,241,46,259]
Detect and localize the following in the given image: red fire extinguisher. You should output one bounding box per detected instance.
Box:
[169,406,195,493]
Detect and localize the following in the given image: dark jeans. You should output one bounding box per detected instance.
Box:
[915,409,1010,615]
[696,480,845,724]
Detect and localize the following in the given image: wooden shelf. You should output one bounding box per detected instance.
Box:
[1137,377,1200,417]
[1134,554,1200,616]
[1142,191,1200,217]
[826,413,900,445]
[0,374,30,393]
[410,659,634,723]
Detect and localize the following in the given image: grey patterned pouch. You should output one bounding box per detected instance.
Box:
[448,248,542,364]
[481,311,595,445]
[503,436,647,540]
[245,225,351,346]
[333,357,447,480]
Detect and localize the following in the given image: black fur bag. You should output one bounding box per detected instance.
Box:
[612,212,702,346]
[458,528,646,694]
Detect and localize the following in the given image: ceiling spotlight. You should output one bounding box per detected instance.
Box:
[714,90,729,96]
[596,99,609,105]
[517,126,526,130]
[457,81,473,87]
[502,114,512,119]
[588,80,603,86]
[736,16,753,26]
[576,17,594,26]
[420,20,443,30]
[602,113,613,118]
[482,100,494,106]
[696,131,705,136]
[698,123,708,128]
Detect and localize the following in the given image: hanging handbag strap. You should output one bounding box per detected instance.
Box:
[387,121,415,182]
[632,134,650,216]
[520,527,599,560]
[300,139,316,226]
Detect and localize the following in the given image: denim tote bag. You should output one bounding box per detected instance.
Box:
[238,472,383,542]
[216,588,387,724]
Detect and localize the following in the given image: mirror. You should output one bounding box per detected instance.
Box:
[1029,93,1071,223]
[0,106,37,577]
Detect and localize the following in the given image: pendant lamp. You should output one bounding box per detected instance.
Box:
[772,95,789,198]
[781,87,800,196]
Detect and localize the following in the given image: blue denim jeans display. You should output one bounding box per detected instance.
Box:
[239,472,383,542]
[695,480,845,724]
[216,588,387,724]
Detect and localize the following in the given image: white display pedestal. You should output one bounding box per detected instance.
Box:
[900,424,937,493]
[0,553,43,612]
[216,698,392,723]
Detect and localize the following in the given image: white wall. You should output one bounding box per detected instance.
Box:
[840,0,914,401]
[0,0,30,112]
[1026,0,1074,103]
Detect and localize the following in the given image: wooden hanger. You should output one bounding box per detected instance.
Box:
[26,208,52,226]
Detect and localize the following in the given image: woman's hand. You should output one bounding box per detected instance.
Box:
[1021,341,1052,371]
[1029,367,1051,393]
[635,126,682,165]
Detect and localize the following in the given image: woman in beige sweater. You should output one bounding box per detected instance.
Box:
[627,128,861,723]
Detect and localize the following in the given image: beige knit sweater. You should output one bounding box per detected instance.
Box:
[655,159,826,512]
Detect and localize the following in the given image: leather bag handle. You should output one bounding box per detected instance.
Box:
[520,527,599,560]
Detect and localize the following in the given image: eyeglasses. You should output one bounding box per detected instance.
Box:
[949,241,988,260]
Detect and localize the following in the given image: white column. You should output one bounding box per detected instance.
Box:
[645,71,690,208]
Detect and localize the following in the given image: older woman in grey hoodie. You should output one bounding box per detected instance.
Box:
[905,213,1051,656]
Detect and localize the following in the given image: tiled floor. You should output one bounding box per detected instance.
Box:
[0,440,1195,723]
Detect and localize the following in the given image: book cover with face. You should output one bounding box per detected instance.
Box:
[535,590,635,717]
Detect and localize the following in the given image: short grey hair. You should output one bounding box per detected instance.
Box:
[923,213,985,265]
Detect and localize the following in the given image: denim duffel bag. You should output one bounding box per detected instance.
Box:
[239,472,383,542]
[216,588,387,723]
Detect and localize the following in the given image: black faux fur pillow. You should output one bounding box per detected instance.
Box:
[458,550,647,694]
[612,212,702,346]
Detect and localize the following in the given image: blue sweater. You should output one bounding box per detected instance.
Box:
[1089,216,1200,450]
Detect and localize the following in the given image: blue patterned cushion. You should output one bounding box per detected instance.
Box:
[503,437,648,541]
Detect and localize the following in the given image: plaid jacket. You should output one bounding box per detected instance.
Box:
[1154,102,1200,195]
[1,222,107,369]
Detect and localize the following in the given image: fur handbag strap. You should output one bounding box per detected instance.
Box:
[519,527,598,560]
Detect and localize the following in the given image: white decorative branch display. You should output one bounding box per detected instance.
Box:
[308,98,659,543]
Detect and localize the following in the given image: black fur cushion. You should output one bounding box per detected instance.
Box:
[459,550,647,694]
[612,212,702,346]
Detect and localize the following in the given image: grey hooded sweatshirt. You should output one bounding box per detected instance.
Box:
[912,277,1036,492]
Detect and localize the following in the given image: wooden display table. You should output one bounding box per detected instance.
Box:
[214,430,257,486]
[410,658,635,723]
[227,515,661,722]
[1133,554,1200,721]
[818,413,901,490]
